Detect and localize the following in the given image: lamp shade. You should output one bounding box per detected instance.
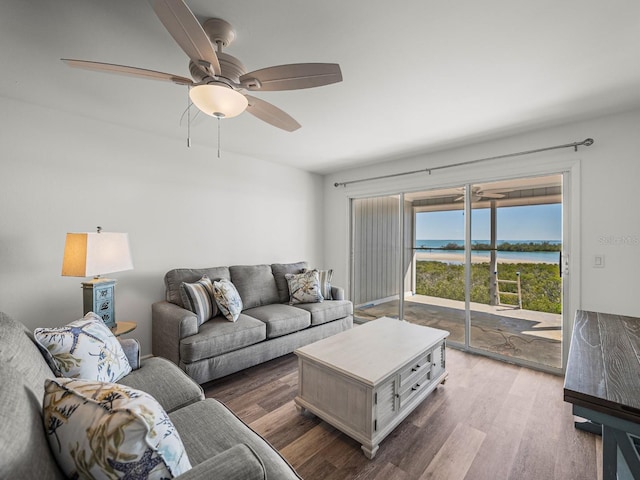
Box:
[61,232,133,278]
[189,84,248,118]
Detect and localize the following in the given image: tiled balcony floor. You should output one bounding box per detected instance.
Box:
[355,294,562,369]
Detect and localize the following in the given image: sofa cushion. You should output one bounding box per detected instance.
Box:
[0,311,56,403]
[0,362,65,480]
[165,267,230,308]
[212,279,243,322]
[271,261,308,303]
[180,275,216,324]
[188,444,266,480]
[169,398,301,479]
[34,312,132,382]
[230,264,280,309]
[285,270,324,305]
[293,300,354,326]
[180,315,266,363]
[43,378,192,479]
[243,304,311,339]
[118,356,205,413]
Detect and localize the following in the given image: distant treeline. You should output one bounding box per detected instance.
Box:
[416,261,561,314]
[434,241,561,252]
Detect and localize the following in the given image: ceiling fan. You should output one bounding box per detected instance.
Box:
[61,0,343,132]
[454,187,512,202]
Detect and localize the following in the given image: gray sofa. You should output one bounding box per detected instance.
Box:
[152,262,353,384]
[0,311,301,479]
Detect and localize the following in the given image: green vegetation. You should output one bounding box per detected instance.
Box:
[415,261,561,314]
[433,241,561,252]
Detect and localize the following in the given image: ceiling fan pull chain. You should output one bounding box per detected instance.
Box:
[217,116,221,158]
[187,86,192,148]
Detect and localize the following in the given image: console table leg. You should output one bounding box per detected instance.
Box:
[602,425,618,480]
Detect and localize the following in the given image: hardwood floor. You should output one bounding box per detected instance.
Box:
[203,349,601,480]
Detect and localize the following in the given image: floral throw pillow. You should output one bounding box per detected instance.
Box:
[212,278,243,322]
[285,270,324,305]
[34,312,131,382]
[43,378,192,480]
[180,275,216,326]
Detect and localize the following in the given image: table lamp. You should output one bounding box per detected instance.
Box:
[61,226,133,328]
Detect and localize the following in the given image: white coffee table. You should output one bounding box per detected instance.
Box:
[294,316,449,459]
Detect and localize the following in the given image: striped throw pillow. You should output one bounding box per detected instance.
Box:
[317,269,333,300]
[304,268,333,300]
[179,275,215,326]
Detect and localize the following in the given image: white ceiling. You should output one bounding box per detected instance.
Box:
[2,1,640,174]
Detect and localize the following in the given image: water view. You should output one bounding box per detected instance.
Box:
[415,239,561,264]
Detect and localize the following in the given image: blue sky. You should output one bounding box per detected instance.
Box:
[416,204,562,241]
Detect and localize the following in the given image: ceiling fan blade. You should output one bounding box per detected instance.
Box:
[245,95,301,132]
[240,63,342,91]
[151,0,221,76]
[61,59,194,85]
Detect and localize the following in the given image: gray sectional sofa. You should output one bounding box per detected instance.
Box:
[0,311,301,479]
[152,262,354,384]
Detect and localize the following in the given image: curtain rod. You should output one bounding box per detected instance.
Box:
[334,138,594,188]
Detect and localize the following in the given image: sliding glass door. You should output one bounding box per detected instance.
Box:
[350,173,566,372]
[409,188,467,344]
[468,176,563,369]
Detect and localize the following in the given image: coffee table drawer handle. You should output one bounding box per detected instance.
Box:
[412,383,421,391]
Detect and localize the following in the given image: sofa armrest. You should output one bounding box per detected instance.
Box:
[176,444,265,480]
[118,338,140,370]
[331,285,345,300]
[152,301,199,366]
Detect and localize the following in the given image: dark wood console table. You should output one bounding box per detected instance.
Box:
[564,310,640,479]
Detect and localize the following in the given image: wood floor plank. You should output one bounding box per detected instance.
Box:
[203,350,600,480]
[464,391,536,479]
[252,404,322,451]
[372,462,411,480]
[279,422,341,466]
[249,400,298,437]
[553,401,598,480]
[507,370,565,480]
[418,422,486,480]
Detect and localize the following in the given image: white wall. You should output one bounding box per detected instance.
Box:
[0,96,324,355]
[324,108,640,319]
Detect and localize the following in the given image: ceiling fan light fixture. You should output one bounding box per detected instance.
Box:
[189,84,248,118]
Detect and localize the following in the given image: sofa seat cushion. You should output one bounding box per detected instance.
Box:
[292,300,354,326]
[243,304,311,339]
[180,315,266,363]
[118,356,204,413]
[169,398,301,479]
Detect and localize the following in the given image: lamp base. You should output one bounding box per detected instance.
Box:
[82,278,117,328]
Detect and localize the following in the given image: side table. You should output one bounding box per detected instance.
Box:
[111,321,137,337]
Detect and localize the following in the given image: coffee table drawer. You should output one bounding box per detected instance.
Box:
[399,351,432,389]
[398,368,432,409]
